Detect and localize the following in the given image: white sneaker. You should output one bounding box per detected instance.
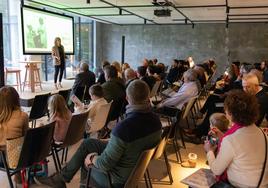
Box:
[54,84,58,90]
[58,83,63,88]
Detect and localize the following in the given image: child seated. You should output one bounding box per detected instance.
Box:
[48,94,72,143]
[86,84,108,134]
[208,113,230,142]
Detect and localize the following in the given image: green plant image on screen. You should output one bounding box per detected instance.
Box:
[22,6,74,54]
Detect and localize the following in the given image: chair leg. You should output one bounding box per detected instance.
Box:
[51,148,59,173]
[55,148,62,170]
[61,148,65,165]
[163,150,173,184]
[36,69,42,90]
[144,170,150,188]
[64,147,68,162]
[186,117,190,129]
[16,72,19,91]
[85,168,91,188]
[1,151,14,188]
[23,67,28,91]
[172,139,180,163]
[146,169,153,188]
[18,72,22,92]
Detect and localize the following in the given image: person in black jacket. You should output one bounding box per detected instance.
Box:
[71,62,95,99]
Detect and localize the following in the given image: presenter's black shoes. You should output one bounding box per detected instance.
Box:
[35,173,66,188]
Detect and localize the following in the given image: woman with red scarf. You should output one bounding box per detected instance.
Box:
[204,90,268,188]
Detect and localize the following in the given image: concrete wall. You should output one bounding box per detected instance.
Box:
[96,23,268,74]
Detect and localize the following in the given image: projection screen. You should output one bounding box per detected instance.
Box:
[21,6,74,54]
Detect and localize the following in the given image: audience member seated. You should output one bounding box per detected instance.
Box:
[102,65,126,103]
[0,86,28,146]
[121,63,130,82]
[71,63,95,98]
[181,113,230,168]
[156,63,166,80]
[187,56,195,68]
[111,61,122,78]
[37,80,162,188]
[260,60,268,84]
[97,61,110,84]
[194,65,207,87]
[48,94,72,143]
[204,90,268,187]
[231,62,253,90]
[242,73,268,126]
[166,59,184,85]
[124,68,137,88]
[0,86,29,185]
[187,72,268,139]
[157,69,199,110]
[147,65,161,81]
[142,58,149,67]
[137,66,156,90]
[86,84,108,134]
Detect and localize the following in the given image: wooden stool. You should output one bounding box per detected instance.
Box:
[5,68,22,91]
[23,64,42,91]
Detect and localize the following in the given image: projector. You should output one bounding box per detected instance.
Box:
[154,9,171,17]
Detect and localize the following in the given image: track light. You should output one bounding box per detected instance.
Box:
[87,0,90,4]
[119,9,122,15]
[185,19,187,24]
[144,19,147,24]
[192,24,194,29]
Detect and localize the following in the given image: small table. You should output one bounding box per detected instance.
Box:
[19,60,43,92]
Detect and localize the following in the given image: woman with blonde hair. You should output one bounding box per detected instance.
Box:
[48,94,72,142]
[0,86,28,146]
[52,37,66,90]
[111,61,122,78]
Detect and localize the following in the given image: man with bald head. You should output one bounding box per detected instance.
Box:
[242,73,268,126]
[124,68,137,88]
[71,62,95,98]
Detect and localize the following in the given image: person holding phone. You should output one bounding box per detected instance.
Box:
[52,37,66,90]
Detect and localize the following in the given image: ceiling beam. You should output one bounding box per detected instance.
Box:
[27,0,120,25]
[62,4,226,10]
[85,14,132,17]
[231,6,268,9]
[99,0,158,24]
[229,17,268,21]
[229,13,268,17]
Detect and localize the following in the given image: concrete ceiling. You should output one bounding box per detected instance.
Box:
[26,0,268,25]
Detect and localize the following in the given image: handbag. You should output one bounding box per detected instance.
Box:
[6,136,24,169]
[211,128,267,188]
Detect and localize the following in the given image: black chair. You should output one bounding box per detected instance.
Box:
[84,146,157,188]
[155,106,184,163]
[58,89,71,104]
[29,93,51,128]
[98,98,127,139]
[52,110,89,171]
[146,126,173,186]
[83,86,91,103]
[0,122,55,188]
[73,86,86,101]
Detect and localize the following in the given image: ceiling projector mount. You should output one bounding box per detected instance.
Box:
[152,0,173,6]
[152,1,173,17]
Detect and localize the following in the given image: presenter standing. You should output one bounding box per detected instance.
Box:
[52,37,65,90]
